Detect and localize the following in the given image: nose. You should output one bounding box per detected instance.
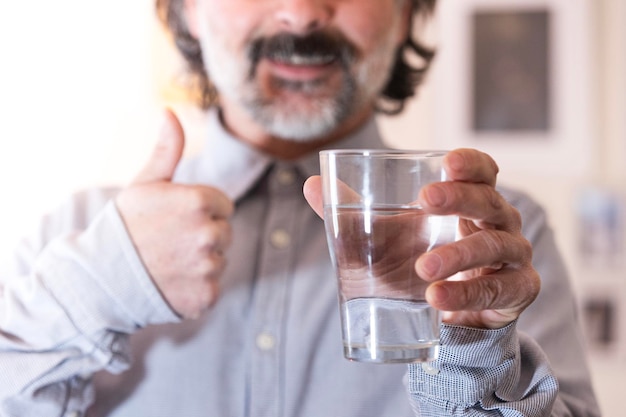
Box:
[275,0,333,34]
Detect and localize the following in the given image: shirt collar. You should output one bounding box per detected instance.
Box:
[177,108,387,202]
[296,114,386,180]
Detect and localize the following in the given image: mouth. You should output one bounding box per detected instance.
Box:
[270,51,338,66]
[249,31,355,82]
[267,53,339,80]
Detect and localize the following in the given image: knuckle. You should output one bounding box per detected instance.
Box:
[458,282,476,309]
[178,185,213,211]
[221,232,233,250]
[486,187,504,211]
[195,221,232,251]
[185,187,208,210]
[216,219,233,248]
[525,268,541,301]
[481,229,508,258]
[507,205,523,232]
[487,154,500,176]
[195,223,220,248]
[465,276,502,311]
[483,278,504,308]
[220,195,235,217]
[475,150,499,183]
[451,240,475,270]
[519,237,533,263]
[464,278,500,310]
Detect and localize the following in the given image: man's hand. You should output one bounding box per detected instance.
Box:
[304,148,540,330]
[116,109,234,319]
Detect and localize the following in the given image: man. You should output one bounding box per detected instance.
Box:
[0,0,600,416]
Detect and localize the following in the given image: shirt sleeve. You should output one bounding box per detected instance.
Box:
[0,196,179,416]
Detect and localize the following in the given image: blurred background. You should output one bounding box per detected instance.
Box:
[0,0,623,414]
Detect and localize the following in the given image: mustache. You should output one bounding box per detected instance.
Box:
[248,31,357,77]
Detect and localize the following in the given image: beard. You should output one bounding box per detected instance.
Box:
[197,26,399,142]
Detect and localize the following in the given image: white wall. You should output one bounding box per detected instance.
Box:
[1,0,623,415]
[0,0,161,253]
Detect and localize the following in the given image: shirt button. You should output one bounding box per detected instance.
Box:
[276,169,296,186]
[421,362,440,376]
[68,411,81,417]
[270,229,291,249]
[256,332,276,351]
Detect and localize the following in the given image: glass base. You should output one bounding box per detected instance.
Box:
[344,343,439,364]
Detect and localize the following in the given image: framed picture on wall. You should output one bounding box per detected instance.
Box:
[472,10,551,133]
[433,0,593,176]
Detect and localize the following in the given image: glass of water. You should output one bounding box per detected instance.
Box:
[319,149,458,363]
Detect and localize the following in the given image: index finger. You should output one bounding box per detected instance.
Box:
[444,149,499,187]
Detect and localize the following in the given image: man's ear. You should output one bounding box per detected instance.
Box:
[184,0,199,37]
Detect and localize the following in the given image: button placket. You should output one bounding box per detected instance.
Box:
[248,164,303,417]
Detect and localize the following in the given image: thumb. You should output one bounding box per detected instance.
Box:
[133,108,185,184]
[303,175,363,219]
[303,176,324,219]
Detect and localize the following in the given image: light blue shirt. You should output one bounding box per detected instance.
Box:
[0,110,600,416]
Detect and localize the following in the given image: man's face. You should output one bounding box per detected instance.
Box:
[186,0,409,141]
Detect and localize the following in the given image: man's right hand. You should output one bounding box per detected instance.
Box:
[116,109,234,319]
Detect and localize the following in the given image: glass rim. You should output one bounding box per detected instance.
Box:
[319,149,448,158]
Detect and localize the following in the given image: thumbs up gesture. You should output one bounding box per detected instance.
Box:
[116,109,234,319]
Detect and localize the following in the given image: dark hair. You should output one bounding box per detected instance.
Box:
[155,0,437,114]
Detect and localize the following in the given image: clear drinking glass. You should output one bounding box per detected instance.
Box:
[319,149,458,363]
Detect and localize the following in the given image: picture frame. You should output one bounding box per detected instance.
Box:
[433,0,594,177]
